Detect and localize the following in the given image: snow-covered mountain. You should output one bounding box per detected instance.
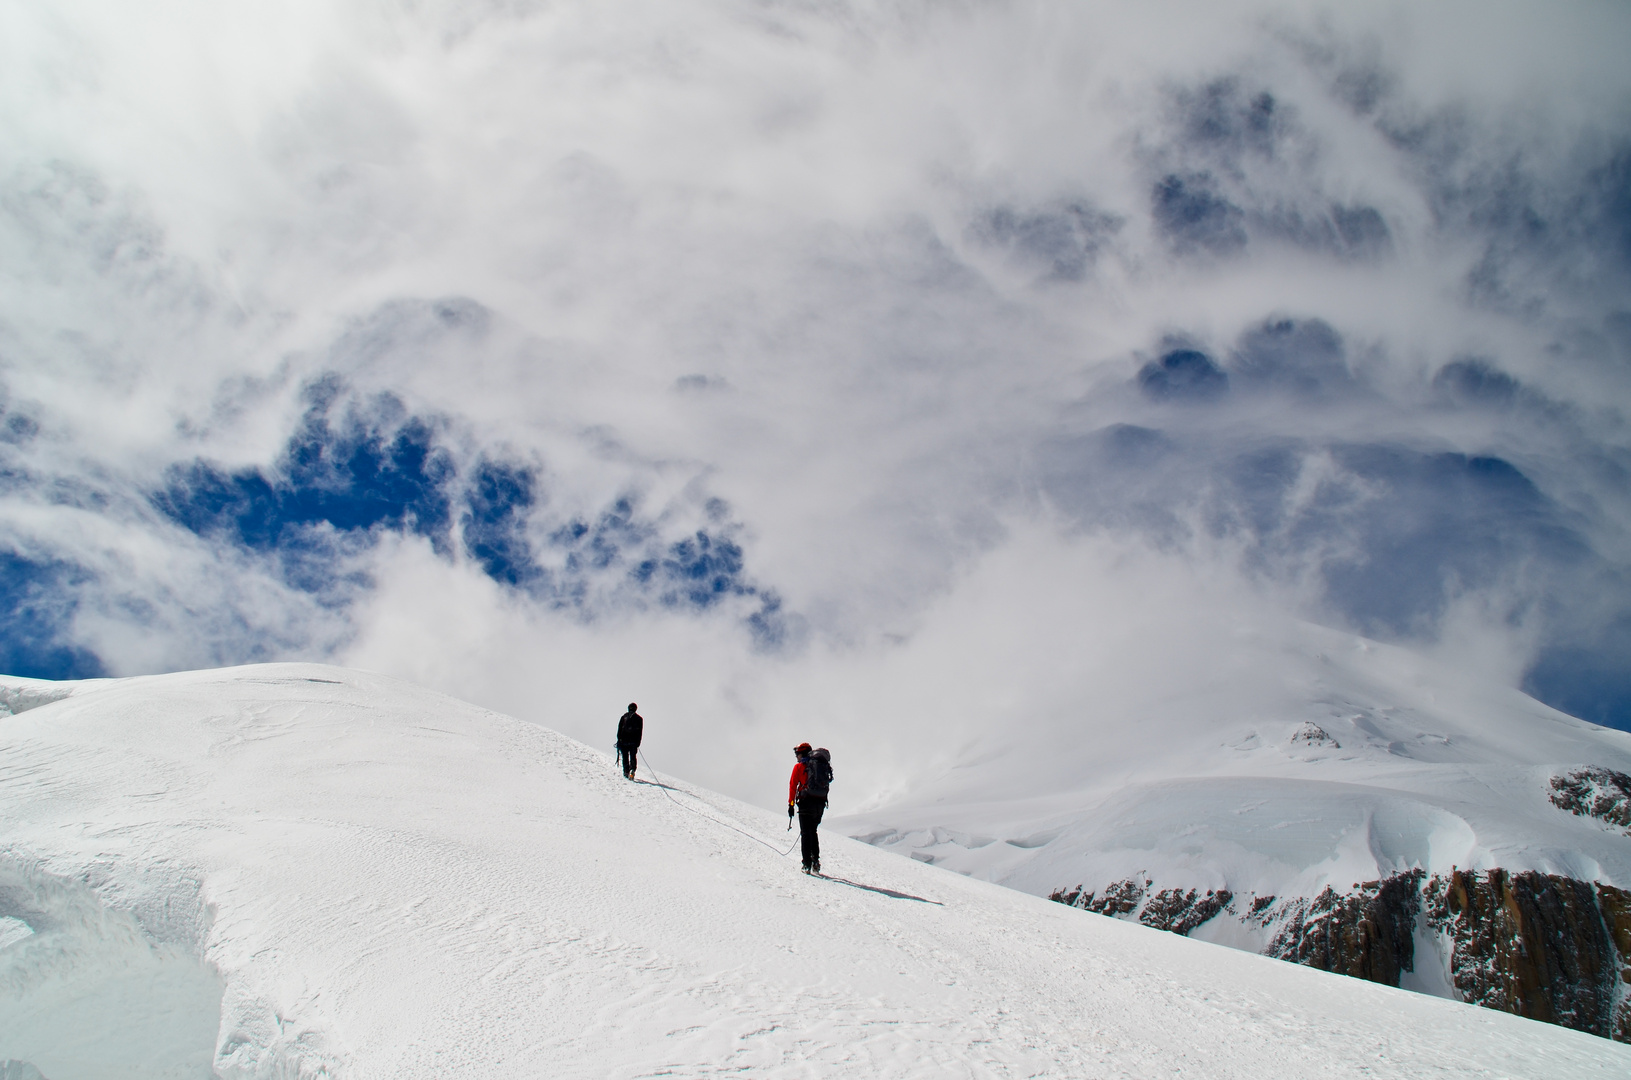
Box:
[835,619,1631,1038]
[4,664,1627,1078]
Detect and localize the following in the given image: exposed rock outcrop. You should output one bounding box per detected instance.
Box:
[1550,767,1631,834]
[1423,870,1631,1040]
[1600,885,1631,1041]
[1288,722,1339,749]
[1050,868,1631,1042]
[1264,870,1422,986]
[1047,879,1232,935]
[1141,886,1234,934]
[1049,877,1148,917]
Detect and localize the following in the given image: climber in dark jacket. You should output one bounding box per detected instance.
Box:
[616,704,643,779]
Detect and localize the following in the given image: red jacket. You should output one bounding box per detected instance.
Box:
[788,760,810,805]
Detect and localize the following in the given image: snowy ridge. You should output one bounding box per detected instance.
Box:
[2,663,1627,1077]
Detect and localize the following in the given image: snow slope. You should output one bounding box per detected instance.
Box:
[1,664,1627,1079]
[836,619,1631,917]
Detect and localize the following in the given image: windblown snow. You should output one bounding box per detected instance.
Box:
[1,665,1627,1078]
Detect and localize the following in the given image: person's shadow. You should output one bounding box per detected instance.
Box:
[820,875,943,905]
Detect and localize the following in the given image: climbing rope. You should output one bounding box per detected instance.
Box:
[637,750,800,858]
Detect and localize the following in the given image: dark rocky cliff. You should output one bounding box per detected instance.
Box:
[1049,766,1631,1040]
[1051,869,1631,1040]
[1045,766,1631,1038]
[1263,870,1424,987]
[1424,870,1631,1039]
[1549,767,1631,834]
[1049,878,1233,935]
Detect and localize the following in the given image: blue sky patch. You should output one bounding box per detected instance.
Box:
[461,459,538,589]
[1307,449,1583,636]
[658,531,747,610]
[1042,414,1617,724]
[151,376,786,645]
[1138,349,1229,402]
[156,381,454,563]
[0,552,106,680]
[1230,318,1350,398]
[545,497,779,632]
[1525,627,1631,730]
[1152,173,1247,255]
[971,201,1120,282]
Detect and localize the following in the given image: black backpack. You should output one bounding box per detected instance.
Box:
[805,748,833,797]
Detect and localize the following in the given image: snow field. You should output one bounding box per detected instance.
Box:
[0,664,1627,1078]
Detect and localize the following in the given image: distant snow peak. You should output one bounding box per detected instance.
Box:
[847,624,1631,1046]
[1550,768,1631,835]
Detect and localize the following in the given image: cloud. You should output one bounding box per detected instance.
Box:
[2,0,1630,804]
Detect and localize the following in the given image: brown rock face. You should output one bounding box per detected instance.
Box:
[1049,868,1631,1042]
[1140,886,1234,934]
[1598,884,1631,1041]
[1549,767,1631,833]
[1049,877,1149,917]
[1047,878,1233,934]
[1264,870,1423,986]
[1424,870,1629,1039]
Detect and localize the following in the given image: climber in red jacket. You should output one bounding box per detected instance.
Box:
[787,742,832,874]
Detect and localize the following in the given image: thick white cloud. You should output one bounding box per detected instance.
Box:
[3,0,1630,804]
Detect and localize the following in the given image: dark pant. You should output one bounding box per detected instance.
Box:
[797,794,826,869]
[618,746,638,776]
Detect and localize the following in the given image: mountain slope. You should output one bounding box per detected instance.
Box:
[834,621,1631,1036]
[1,664,1627,1078]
